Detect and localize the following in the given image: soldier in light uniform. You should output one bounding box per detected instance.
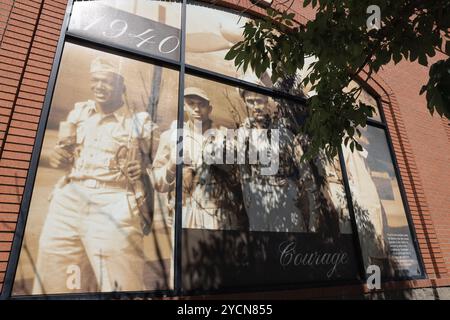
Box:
[33,57,158,294]
[153,87,247,230]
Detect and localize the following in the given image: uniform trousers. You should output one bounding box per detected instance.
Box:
[32,181,145,294]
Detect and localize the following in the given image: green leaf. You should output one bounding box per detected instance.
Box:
[355,143,363,152]
[393,50,402,64]
[224,49,238,61]
[344,136,350,146]
[418,54,428,66]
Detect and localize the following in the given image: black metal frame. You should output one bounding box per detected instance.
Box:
[1,0,425,300]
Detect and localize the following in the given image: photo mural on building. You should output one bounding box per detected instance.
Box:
[11,0,422,296]
[12,0,182,295]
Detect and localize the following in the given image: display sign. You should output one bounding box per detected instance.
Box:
[68,1,181,61]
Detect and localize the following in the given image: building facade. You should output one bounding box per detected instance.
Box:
[0,0,449,299]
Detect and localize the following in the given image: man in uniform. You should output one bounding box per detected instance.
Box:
[33,57,158,294]
[237,83,315,233]
[153,87,247,230]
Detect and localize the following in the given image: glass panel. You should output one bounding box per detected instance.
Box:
[68,0,182,62]
[343,125,422,278]
[12,42,178,295]
[186,2,306,95]
[345,80,382,122]
[168,74,360,291]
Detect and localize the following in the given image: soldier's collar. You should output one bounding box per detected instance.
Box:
[242,117,274,129]
[88,101,130,124]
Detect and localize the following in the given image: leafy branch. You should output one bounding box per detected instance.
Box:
[225,0,450,161]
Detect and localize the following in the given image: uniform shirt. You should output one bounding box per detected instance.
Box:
[152,120,247,230]
[238,117,311,232]
[65,100,158,183]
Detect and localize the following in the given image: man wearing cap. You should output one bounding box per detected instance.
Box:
[237,81,315,233]
[153,87,247,230]
[33,57,158,293]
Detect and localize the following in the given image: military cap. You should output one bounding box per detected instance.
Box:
[90,57,122,76]
[238,72,272,98]
[184,87,210,102]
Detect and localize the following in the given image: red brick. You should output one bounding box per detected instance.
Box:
[5,134,36,145]
[9,12,36,26]
[0,49,26,62]
[0,261,8,271]
[0,78,19,87]
[0,84,16,94]
[13,2,40,14]
[8,127,36,138]
[0,43,28,55]
[1,150,32,161]
[2,34,32,50]
[0,249,11,260]
[0,214,18,222]
[18,91,45,103]
[11,113,40,124]
[19,85,46,97]
[4,29,32,43]
[14,106,41,116]
[0,167,28,177]
[0,159,30,170]
[16,98,44,109]
[0,185,24,194]
[0,56,26,68]
[0,69,21,81]
[0,175,26,186]
[0,195,21,204]
[21,78,48,90]
[0,63,22,75]
[13,7,39,20]
[0,242,12,251]
[5,24,34,37]
[15,0,40,10]
[7,16,35,32]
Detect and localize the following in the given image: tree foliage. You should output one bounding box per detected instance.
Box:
[225,0,450,160]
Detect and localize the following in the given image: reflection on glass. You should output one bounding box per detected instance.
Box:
[345,80,381,122]
[186,2,291,92]
[343,125,421,277]
[69,0,182,61]
[12,42,178,295]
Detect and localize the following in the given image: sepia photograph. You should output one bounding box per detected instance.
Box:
[12,42,179,295]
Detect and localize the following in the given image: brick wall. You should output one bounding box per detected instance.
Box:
[0,0,67,294]
[376,58,450,282]
[0,0,449,298]
[364,70,449,281]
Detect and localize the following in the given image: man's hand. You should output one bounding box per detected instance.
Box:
[127,160,143,181]
[182,166,195,195]
[49,145,73,169]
